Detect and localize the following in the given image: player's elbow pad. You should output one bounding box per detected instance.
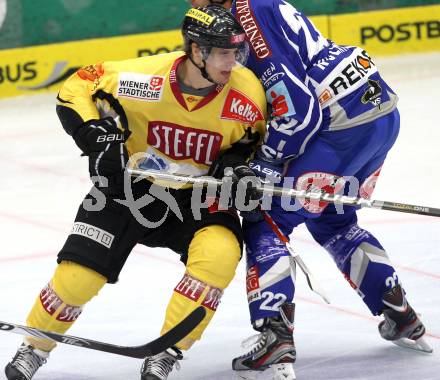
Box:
[56,104,85,137]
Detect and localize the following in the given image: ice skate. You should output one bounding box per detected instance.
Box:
[140,346,183,380]
[232,302,296,380]
[5,342,49,380]
[379,284,432,353]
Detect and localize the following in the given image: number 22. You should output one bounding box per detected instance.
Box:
[260,291,287,311]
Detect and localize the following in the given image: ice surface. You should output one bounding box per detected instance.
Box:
[0,52,439,380]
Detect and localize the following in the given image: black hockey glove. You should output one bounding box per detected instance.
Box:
[73,117,131,194]
[231,164,264,222]
[231,165,262,202]
[209,151,261,203]
[209,127,260,179]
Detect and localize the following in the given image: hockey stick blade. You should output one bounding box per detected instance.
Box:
[0,306,206,359]
[392,336,433,353]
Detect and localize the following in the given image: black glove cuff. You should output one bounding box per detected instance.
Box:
[72,117,120,155]
[233,165,256,180]
[209,152,249,179]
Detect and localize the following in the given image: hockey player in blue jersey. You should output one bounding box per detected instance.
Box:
[190,1,430,379]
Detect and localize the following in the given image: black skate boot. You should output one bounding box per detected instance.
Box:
[5,343,48,380]
[140,346,183,380]
[379,284,432,353]
[232,302,296,380]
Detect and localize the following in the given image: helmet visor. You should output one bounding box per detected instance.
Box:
[200,42,249,69]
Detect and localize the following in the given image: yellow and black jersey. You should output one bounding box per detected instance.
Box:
[57,51,267,186]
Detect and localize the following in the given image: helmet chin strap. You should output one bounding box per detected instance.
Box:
[188,54,217,85]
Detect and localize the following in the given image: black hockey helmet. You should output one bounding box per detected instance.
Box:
[182,5,247,56]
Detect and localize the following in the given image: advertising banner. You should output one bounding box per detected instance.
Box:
[0,6,439,99]
[0,30,182,99]
[330,5,440,56]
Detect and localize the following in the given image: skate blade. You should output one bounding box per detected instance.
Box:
[392,336,433,353]
[235,363,296,380]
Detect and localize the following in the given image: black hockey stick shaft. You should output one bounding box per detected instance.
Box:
[127,169,440,217]
[0,306,206,359]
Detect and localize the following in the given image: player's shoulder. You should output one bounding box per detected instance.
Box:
[230,64,263,90]
[229,65,266,106]
[238,0,275,12]
[235,0,281,30]
[104,51,184,73]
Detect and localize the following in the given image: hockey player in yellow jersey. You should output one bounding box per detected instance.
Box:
[5,5,267,380]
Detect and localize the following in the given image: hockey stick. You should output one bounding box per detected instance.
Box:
[0,306,206,359]
[261,210,331,304]
[127,169,440,217]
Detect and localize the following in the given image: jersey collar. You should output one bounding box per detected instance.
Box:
[169,55,224,112]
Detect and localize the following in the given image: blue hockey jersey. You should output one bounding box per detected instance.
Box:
[231,0,399,161]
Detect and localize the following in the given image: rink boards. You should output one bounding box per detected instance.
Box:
[0,4,439,99]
